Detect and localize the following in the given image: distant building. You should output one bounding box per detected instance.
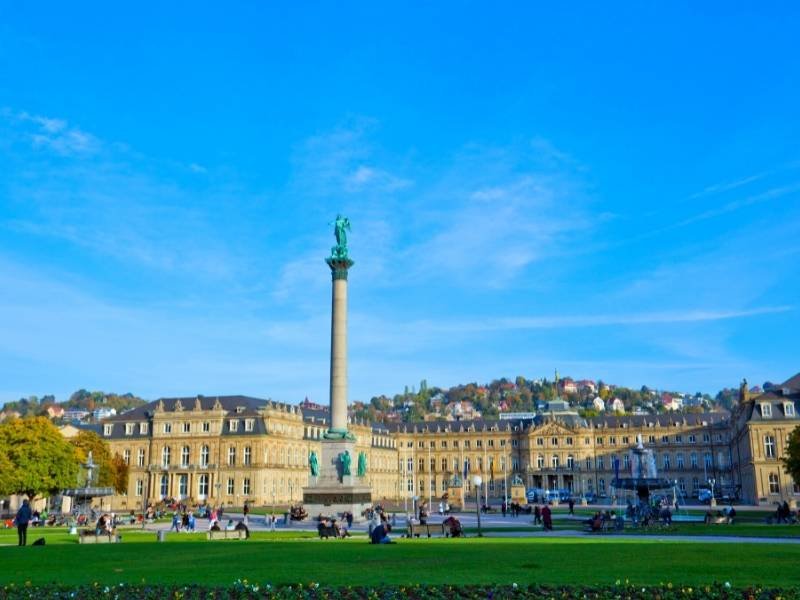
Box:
[93,408,117,421]
[578,380,597,394]
[45,405,65,419]
[592,397,606,412]
[608,398,625,413]
[499,412,537,420]
[560,378,578,394]
[63,409,90,422]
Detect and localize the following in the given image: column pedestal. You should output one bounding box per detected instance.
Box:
[302,440,371,521]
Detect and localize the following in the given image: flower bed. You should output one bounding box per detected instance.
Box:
[0,581,797,599]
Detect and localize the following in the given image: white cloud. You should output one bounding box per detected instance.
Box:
[17,111,99,155]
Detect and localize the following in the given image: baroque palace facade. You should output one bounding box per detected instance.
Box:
[101,373,800,511]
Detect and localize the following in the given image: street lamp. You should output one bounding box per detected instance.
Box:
[214,482,221,507]
[473,475,483,537]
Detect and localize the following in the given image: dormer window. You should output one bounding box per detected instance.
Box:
[236,406,245,414]
[103,424,113,436]
[229,419,239,432]
[125,423,134,435]
[244,419,254,432]
[761,404,772,418]
[139,423,149,435]
[785,403,796,417]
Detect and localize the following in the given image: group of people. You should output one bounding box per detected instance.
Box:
[169,510,197,532]
[500,501,526,517]
[770,501,795,524]
[368,505,395,544]
[586,510,625,532]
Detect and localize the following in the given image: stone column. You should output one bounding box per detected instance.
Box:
[325,256,354,439]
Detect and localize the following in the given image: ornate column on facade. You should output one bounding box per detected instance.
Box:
[303,216,372,520]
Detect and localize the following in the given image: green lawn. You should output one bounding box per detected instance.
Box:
[1,530,800,587]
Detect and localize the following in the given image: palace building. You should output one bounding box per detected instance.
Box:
[100,372,800,511]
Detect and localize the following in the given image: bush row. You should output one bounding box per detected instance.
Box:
[0,581,797,600]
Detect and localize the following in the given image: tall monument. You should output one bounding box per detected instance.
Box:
[302,215,372,519]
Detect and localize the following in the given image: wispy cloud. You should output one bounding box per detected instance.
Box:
[678,183,800,227]
[17,110,100,155]
[688,173,766,199]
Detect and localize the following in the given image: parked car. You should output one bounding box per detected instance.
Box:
[582,491,597,503]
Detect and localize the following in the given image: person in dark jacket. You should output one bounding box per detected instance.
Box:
[14,499,32,546]
[370,522,392,544]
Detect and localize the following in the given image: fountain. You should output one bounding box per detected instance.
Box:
[62,451,115,520]
[611,435,674,505]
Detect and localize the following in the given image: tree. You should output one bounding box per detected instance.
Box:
[71,430,128,493]
[782,425,800,487]
[0,417,80,499]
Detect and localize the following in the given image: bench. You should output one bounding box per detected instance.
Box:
[406,522,446,538]
[672,514,705,523]
[704,516,732,525]
[206,529,248,540]
[78,532,120,544]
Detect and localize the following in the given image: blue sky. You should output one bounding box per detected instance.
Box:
[1,3,798,404]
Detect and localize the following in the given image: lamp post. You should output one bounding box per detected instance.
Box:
[214,482,221,508]
[473,475,483,537]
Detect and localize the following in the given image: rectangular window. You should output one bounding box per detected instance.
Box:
[769,473,780,494]
[137,448,145,467]
[228,446,236,466]
[512,457,519,470]
[227,478,234,495]
[785,404,795,417]
[453,440,459,448]
[125,423,134,435]
[181,422,190,433]
[537,437,544,446]
[512,439,518,448]
[661,435,668,444]
[702,433,710,443]
[675,435,682,443]
[596,437,604,445]
[135,479,143,496]
[764,436,776,458]
[622,436,629,445]
[476,439,482,448]
[123,449,131,465]
[690,453,698,468]
[139,423,148,435]
[566,437,573,446]
[488,439,494,447]
[500,439,506,447]
[464,440,470,448]
[441,458,447,471]
[441,440,448,448]
[609,436,616,445]
[243,447,251,466]
[761,404,772,418]
[103,424,113,436]
[688,434,696,443]
[243,478,251,495]
[676,454,684,469]
[198,474,209,497]
[202,422,210,433]
[407,458,413,472]
[245,419,254,432]
[229,419,239,431]
[163,423,172,434]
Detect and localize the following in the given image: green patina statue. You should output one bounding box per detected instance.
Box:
[330,214,351,259]
[357,451,367,477]
[340,450,352,476]
[309,450,319,477]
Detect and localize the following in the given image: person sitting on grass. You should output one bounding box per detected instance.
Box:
[370,522,393,544]
[443,516,463,537]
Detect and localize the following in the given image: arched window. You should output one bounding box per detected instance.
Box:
[537,455,544,469]
[181,445,190,467]
[200,445,209,467]
[551,455,559,469]
[566,455,574,470]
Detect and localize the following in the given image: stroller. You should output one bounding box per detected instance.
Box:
[443,516,464,537]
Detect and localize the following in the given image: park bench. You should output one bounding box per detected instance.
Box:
[206,529,248,540]
[406,522,446,538]
[671,514,705,523]
[78,530,120,544]
[704,515,732,525]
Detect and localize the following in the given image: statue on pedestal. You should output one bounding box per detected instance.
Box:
[357,451,367,477]
[330,214,351,259]
[309,451,319,477]
[340,450,352,476]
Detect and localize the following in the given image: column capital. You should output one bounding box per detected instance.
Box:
[326,257,354,280]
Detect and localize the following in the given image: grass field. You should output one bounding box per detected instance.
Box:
[1,529,799,588]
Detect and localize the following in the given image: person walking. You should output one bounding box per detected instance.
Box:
[533,504,541,525]
[568,498,575,515]
[542,504,553,531]
[501,501,507,518]
[14,499,32,546]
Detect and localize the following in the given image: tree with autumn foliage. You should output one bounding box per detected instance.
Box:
[782,425,800,488]
[0,416,80,499]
